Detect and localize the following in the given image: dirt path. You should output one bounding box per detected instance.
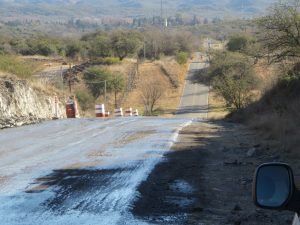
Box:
[132,121,294,225]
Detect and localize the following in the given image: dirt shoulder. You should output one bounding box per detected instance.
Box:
[132,121,294,225]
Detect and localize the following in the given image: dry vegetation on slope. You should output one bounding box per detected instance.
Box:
[123,58,187,116]
[71,57,187,117]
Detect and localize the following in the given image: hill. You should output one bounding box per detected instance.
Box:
[0,0,276,19]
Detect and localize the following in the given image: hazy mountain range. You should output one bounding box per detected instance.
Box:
[0,0,277,19]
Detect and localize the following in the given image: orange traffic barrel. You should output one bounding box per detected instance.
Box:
[66,102,76,118]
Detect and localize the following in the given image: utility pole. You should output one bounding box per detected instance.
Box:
[144,36,146,61]
[86,80,107,107]
[161,0,163,22]
[161,0,164,28]
[60,66,66,103]
[104,80,107,106]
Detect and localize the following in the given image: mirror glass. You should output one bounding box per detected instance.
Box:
[256,165,291,208]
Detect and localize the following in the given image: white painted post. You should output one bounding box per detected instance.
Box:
[54,94,58,118]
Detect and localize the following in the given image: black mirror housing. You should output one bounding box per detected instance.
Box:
[253,163,295,211]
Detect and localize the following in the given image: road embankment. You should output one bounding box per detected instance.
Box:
[132,121,294,225]
[0,77,65,129]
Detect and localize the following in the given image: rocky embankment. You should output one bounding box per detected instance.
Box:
[0,78,65,129]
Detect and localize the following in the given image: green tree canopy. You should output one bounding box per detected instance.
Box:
[83,67,125,105]
[110,72,125,108]
[227,33,254,52]
[65,42,82,58]
[111,30,142,60]
[208,51,258,110]
[83,67,112,98]
[88,34,112,58]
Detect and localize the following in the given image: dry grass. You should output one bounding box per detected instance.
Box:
[122,58,187,116]
[244,99,300,153]
[78,58,187,116]
[0,72,18,80]
[230,61,300,154]
[29,79,63,96]
[0,55,43,79]
[0,55,66,104]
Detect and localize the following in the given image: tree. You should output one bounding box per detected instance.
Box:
[110,72,125,108]
[66,42,81,59]
[84,68,125,105]
[257,0,300,62]
[75,90,94,111]
[83,68,111,98]
[208,51,258,110]
[227,33,261,62]
[175,13,184,25]
[140,79,164,115]
[111,30,142,60]
[88,34,112,58]
[227,33,252,52]
[139,29,195,60]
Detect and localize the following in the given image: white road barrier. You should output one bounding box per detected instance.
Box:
[114,108,123,117]
[133,109,139,117]
[95,104,105,118]
[125,107,133,117]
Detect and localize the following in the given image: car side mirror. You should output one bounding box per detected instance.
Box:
[253,163,300,213]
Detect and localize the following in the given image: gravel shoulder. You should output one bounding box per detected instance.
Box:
[132,121,294,225]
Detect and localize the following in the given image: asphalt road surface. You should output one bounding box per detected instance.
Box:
[176,54,209,119]
[0,54,210,225]
[0,118,191,225]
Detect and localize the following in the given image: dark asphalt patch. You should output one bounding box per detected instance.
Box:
[26,168,129,215]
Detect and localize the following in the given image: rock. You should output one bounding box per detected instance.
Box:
[239,177,252,185]
[247,148,256,157]
[192,207,204,212]
[222,147,230,152]
[269,155,280,160]
[233,204,242,211]
[224,160,242,166]
[0,79,65,129]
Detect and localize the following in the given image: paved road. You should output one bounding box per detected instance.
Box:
[176,54,209,119]
[0,118,191,225]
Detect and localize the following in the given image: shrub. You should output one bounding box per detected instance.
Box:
[209,51,259,110]
[103,57,120,65]
[75,90,95,111]
[176,51,188,65]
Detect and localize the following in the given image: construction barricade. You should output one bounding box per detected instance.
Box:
[125,107,133,117]
[114,108,123,117]
[133,109,139,116]
[95,104,105,118]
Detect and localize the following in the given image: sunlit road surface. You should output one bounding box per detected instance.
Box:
[176,54,209,119]
[0,118,191,225]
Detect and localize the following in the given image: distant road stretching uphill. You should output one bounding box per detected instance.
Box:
[176,53,209,119]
